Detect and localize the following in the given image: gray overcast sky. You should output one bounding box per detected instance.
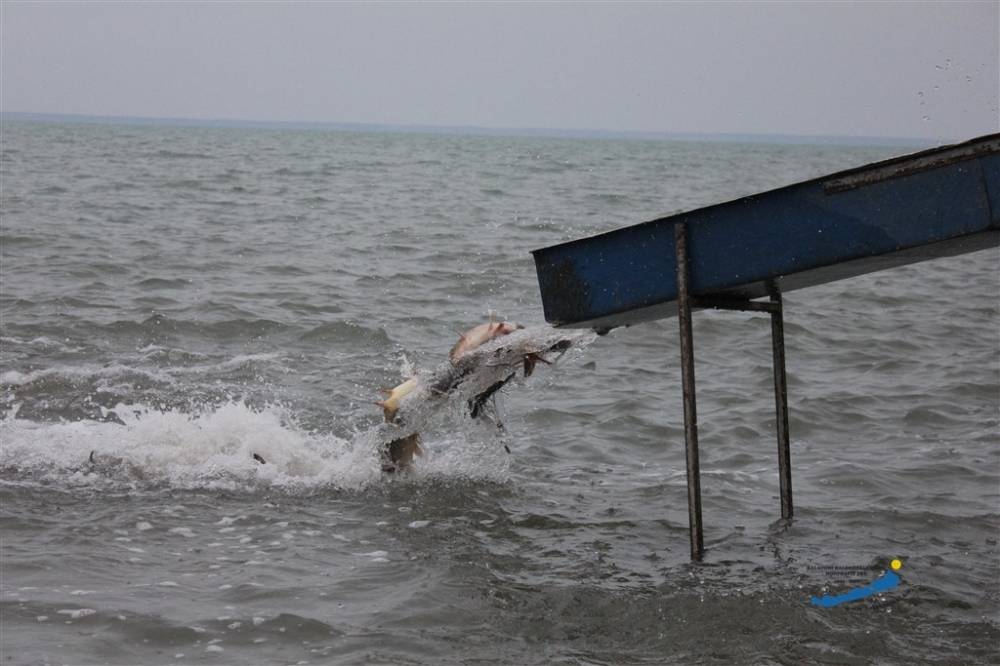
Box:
[2,1,997,140]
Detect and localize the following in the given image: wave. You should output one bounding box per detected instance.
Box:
[0,233,46,247]
[149,149,214,160]
[0,399,518,493]
[0,363,173,389]
[89,314,294,342]
[136,277,191,290]
[0,346,290,389]
[0,326,597,493]
[0,401,377,491]
[298,321,390,345]
[0,350,295,425]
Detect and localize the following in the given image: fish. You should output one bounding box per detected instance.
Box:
[381,433,423,473]
[377,319,522,467]
[449,320,522,362]
[376,326,587,472]
[466,337,571,417]
[376,325,592,473]
[449,319,554,378]
[375,376,419,422]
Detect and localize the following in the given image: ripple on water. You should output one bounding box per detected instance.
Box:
[1,123,996,665]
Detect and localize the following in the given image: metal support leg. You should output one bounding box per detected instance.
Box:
[674,223,704,561]
[769,287,793,519]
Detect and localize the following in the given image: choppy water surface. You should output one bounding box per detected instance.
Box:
[1,120,997,665]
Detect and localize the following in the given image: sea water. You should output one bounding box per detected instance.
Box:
[1,120,997,664]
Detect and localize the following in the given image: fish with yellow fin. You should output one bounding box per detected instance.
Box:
[375,376,418,423]
[376,319,582,473]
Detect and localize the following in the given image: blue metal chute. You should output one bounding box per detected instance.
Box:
[532,134,999,330]
[530,133,999,561]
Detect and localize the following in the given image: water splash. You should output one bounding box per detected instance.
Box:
[373,326,597,443]
[0,400,376,491]
[0,326,597,492]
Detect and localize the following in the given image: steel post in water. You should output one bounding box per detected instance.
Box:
[769,287,793,519]
[674,222,704,561]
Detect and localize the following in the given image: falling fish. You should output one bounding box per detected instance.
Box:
[379,320,521,423]
[377,322,586,473]
[379,319,520,472]
[375,376,419,423]
[448,319,554,378]
[449,320,522,362]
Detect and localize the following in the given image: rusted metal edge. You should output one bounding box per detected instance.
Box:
[824,135,1000,194]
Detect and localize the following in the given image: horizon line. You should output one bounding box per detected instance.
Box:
[0,110,946,148]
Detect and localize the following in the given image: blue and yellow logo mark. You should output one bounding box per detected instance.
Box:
[810,558,903,608]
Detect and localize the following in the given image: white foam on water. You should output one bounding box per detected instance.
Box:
[158,351,289,377]
[1,335,82,352]
[0,363,174,388]
[0,402,527,492]
[0,326,598,493]
[0,400,384,491]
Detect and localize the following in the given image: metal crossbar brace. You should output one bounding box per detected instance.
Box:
[673,223,793,562]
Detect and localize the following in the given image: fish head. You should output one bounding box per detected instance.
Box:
[493,321,522,337]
